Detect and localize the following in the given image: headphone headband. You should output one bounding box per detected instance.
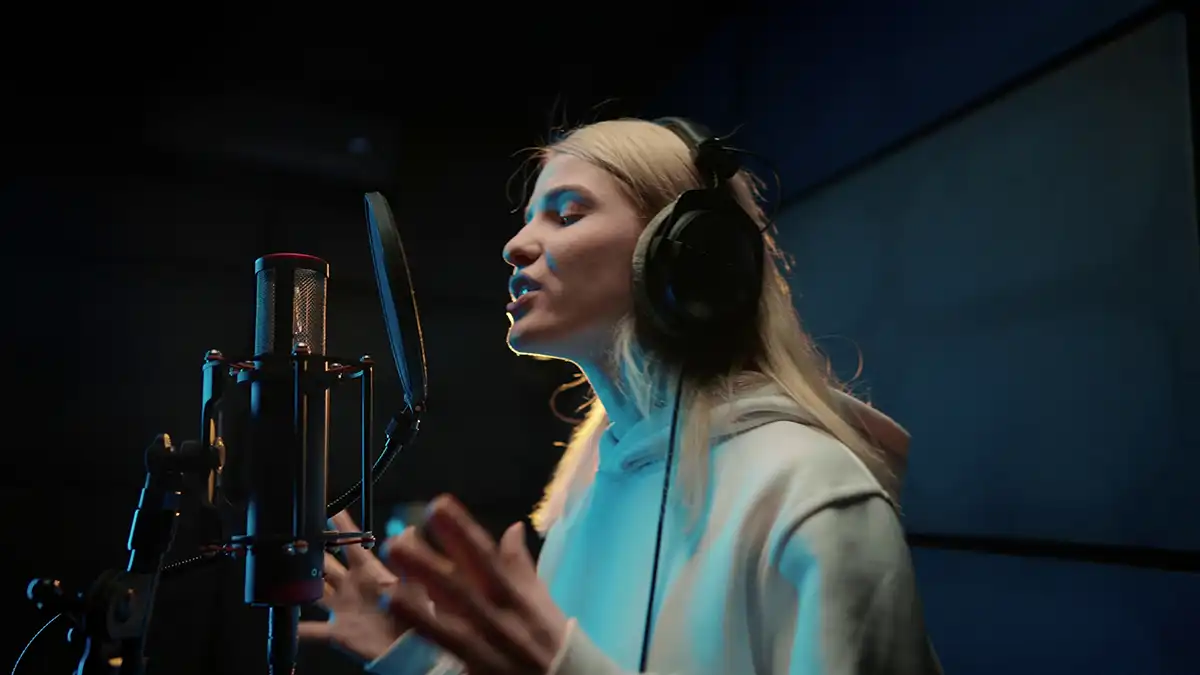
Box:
[653,116,713,149]
[653,117,740,186]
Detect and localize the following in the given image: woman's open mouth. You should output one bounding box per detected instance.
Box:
[507,274,543,318]
[506,290,539,317]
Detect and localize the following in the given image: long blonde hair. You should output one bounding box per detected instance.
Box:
[529,119,895,533]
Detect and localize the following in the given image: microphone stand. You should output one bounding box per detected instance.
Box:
[24,349,423,675]
[27,434,220,675]
[267,607,301,675]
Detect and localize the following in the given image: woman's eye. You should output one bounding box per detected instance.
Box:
[558,213,584,226]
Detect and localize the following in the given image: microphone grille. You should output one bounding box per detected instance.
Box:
[254,257,329,356]
[254,269,278,355]
[292,268,327,353]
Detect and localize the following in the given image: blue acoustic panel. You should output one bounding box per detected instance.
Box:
[774,14,1200,549]
[913,548,1199,675]
[731,0,1157,199]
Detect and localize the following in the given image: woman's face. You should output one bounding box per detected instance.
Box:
[503,153,644,362]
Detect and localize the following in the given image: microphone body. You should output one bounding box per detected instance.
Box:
[244,253,331,674]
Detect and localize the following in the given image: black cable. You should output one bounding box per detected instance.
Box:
[324,413,409,516]
[10,613,60,675]
[638,371,687,673]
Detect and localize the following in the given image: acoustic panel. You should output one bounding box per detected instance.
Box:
[775,13,1200,550]
[737,0,1158,199]
[914,548,1199,675]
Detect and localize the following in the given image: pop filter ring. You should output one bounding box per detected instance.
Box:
[364,191,428,412]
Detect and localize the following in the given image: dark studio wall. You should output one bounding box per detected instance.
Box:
[646,1,1199,674]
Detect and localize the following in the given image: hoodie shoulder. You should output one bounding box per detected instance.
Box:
[709,420,896,548]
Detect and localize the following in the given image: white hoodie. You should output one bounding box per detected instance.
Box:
[368,387,942,675]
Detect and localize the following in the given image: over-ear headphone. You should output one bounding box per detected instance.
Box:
[631,118,767,672]
[631,117,766,369]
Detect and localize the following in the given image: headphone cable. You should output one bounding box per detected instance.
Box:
[637,369,686,672]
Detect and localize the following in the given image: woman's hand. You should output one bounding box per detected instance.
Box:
[383,495,570,675]
[298,511,426,662]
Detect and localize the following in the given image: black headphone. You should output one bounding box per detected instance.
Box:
[631,117,766,370]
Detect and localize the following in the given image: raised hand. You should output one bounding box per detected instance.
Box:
[298,511,428,662]
[383,495,570,675]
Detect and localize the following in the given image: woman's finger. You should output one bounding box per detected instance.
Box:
[316,580,342,611]
[388,532,546,668]
[323,552,348,588]
[385,528,456,588]
[331,511,377,569]
[498,521,535,575]
[297,621,334,642]
[495,522,538,612]
[383,529,474,617]
[387,586,509,674]
[387,531,504,632]
[424,495,514,601]
[330,510,358,532]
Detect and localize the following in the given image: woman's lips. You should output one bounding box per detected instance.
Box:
[506,290,539,316]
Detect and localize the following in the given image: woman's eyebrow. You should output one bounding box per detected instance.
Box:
[524,185,597,223]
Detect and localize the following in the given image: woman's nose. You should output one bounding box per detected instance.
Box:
[503,233,541,268]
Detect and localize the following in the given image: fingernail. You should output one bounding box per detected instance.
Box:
[424,496,442,518]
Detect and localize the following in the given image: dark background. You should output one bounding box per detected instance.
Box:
[3,1,1199,674]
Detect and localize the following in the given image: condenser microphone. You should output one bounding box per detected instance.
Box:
[242,253,331,675]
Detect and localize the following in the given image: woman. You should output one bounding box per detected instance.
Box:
[299,118,941,675]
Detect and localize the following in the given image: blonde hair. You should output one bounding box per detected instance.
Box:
[528,119,895,533]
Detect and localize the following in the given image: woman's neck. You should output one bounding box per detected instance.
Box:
[577,353,675,441]
[577,360,641,441]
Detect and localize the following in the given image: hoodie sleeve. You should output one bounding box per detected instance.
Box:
[545,494,941,675]
[364,631,463,675]
[772,495,941,675]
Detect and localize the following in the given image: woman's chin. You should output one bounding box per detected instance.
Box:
[507,322,611,369]
[507,317,566,359]
[506,318,545,356]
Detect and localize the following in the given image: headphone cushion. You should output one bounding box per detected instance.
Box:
[633,189,764,341]
[631,198,675,334]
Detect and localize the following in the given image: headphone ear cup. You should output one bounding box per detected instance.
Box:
[632,189,765,350]
[631,198,678,340]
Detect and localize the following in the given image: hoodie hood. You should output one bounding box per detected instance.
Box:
[597,385,910,483]
[533,384,911,535]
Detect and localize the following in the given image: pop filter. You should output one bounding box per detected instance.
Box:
[365,191,428,411]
